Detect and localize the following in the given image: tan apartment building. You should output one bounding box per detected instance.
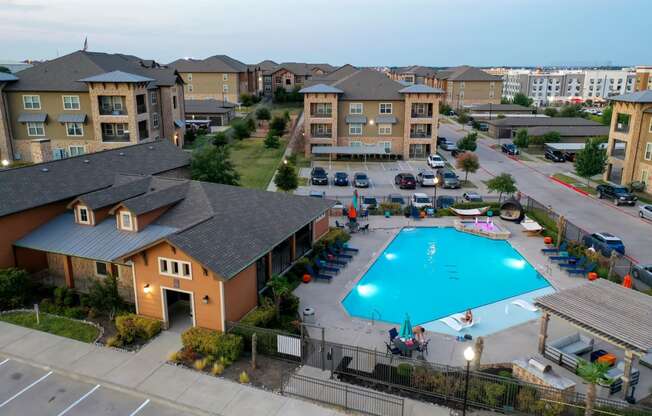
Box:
[170,55,255,103]
[261,62,336,97]
[604,91,652,193]
[388,65,438,87]
[435,66,503,109]
[634,66,652,92]
[300,68,444,159]
[0,51,186,163]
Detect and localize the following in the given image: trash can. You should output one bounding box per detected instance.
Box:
[303,307,315,324]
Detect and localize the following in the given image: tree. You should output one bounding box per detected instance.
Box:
[513,128,529,149]
[439,103,452,115]
[577,360,612,416]
[270,116,287,136]
[600,106,613,126]
[264,131,280,149]
[500,97,510,104]
[246,117,256,133]
[0,268,31,310]
[542,131,561,143]
[457,131,478,151]
[273,87,287,103]
[574,137,607,186]
[456,152,480,183]
[87,275,124,320]
[239,93,254,107]
[283,110,291,122]
[184,128,196,144]
[274,160,298,192]
[512,93,533,107]
[212,132,228,147]
[486,173,517,202]
[191,145,240,185]
[266,274,292,320]
[457,112,470,125]
[0,66,10,74]
[543,107,558,117]
[231,119,251,140]
[255,107,271,123]
[559,104,584,118]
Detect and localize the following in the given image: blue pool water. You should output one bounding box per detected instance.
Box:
[342,228,551,333]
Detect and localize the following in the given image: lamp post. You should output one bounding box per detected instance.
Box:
[462,346,476,416]
[433,176,439,209]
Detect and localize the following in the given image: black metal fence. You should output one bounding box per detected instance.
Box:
[282,373,404,416]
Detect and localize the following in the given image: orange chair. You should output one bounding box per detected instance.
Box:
[302,274,312,283]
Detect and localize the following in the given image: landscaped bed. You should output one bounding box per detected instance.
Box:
[0,310,100,343]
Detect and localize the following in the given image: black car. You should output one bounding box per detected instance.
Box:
[333,171,349,186]
[596,184,637,206]
[501,143,519,155]
[388,194,405,205]
[436,136,447,146]
[436,195,455,209]
[544,149,565,162]
[394,173,417,189]
[310,167,328,185]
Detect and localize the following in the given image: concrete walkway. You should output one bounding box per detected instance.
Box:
[267,111,304,192]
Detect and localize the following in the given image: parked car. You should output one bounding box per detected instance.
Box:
[463,192,483,202]
[411,193,432,209]
[436,136,447,146]
[632,264,652,286]
[427,153,446,169]
[596,184,637,206]
[639,204,652,220]
[353,172,370,188]
[439,140,457,152]
[501,143,519,155]
[436,169,461,189]
[582,232,626,257]
[395,173,417,189]
[451,149,467,158]
[563,152,576,162]
[333,171,349,186]
[544,149,565,162]
[436,195,455,209]
[388,194,406,206]
[417,171,437,187]
[361,196,378,210]
[310,167,328,185]
[309,190,325,198]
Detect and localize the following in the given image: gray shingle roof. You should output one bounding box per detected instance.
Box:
[119,182,189,215]
[398,84,444,94]
[395,65,438,78]
[57,113,87,123]
[331,69,406,100]
[273,62,336,76]
[608,90,652,103]
[17,113,47,123]
[0,140,190,217]
[79,70,154,83]
[73,176,152,210]
[169,55,248,73]
[436,66,501,82]
[185,99,236,114]
[526,125,609,137]
[486,117,600,127]
[299,84,343,94]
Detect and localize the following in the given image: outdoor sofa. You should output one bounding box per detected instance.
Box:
[545,332,594,371]
[602,361,640,395]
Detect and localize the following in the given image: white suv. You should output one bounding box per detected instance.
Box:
[412,193,432,209]
[427,154,446,169]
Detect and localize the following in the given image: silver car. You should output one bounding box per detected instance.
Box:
[639,204,652,220]
[632,264,652,286]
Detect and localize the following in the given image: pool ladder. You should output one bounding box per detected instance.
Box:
[370,309,382,326]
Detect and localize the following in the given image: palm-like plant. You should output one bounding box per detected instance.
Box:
[577,359,612,416]
[266,274,291,321]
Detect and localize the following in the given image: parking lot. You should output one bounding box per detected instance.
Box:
[0,358,196,416]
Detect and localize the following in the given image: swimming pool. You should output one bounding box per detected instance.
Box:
[342,227,552,335]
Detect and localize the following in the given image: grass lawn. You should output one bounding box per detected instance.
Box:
[551,173,611,196]
[269,102,303,118]
[0,311,99,343]
[297,177,309,186]
[460,180,478,189]
[230,137,288,189]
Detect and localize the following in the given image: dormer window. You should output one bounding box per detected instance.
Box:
[77,205,90,224]
[120,211,134,231]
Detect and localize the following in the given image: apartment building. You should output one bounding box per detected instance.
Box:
[170,55,255,103]
[300,68,444,159]
[604,91,652,193]
[435,66,502,109]
[0,51,186,163]
[634,66,652,91]
[582,70,635,101]
[388,66,438,87]
[260,62,336,97]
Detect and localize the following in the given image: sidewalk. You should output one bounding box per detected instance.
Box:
[0,321,343,416]
[267,111,304,191]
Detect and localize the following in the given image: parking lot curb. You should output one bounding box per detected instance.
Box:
[549,175,590,197]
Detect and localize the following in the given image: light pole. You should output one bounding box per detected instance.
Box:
[462,346,476,416]
[433,176,439,209]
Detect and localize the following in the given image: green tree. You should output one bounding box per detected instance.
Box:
[0,268,30,310]
[184,128,196,144]
[439,103,452,115]
[500,97,510,104]
[0,66,10,74]
[231,119,250,140]
[274,160,298,192]
[239,93,254,107]
[264,131,280,149]
[456,152,480,183]
[512,93,533,107]
[542,131,561,143]
[486,173,517,202]
[457,131,478,151]
[577,360,612,416]
[87,275,124,320]
[273,87,287,103]
[457,112,470,125]
[283,110,291,122]
[191,145,240,185]
[212,132,228,147]
[513,128,529,149]
[574,137,607,186]
[543,107,558,117]
[246,117,256,133]
[255,107,271,122]
[270,116,287,136]
[559,104,585,118]
[266,274,292,320]
[600,106,613,126]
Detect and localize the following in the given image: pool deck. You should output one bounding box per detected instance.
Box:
[295,215,652,400]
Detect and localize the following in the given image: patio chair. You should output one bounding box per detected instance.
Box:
[305,265,333,282]
[541,241,567,254]
[389,327,399,341]
[328,245,353,260]
[418,339,430,356]
[335,240,359,253]
[549,253,579,263]
[559,257,586,269]
[315,261,339,274]
[385,342,401,356]
[567,262,596,276]
[335,220,345,229]
[359,224,370,233]
[319,252,347,267]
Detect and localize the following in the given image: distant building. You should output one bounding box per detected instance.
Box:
[634,66,652,91]
[465,103,535,119]
[259,62,336,97]
[388,66,438,87]
[483,116,608,142]
[0,60,33,73]
[582,70,635,102]
[435,66,503,109]
[184,99,236,130]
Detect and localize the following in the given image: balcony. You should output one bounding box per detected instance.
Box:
[311,132,332,138]
[615,113,630,133]
[411,111,433,118]
[411,103,433,118]
[310,111,333,118]
[99,96,127,116]
[99,107,127,116]
[136,94,147,114]
[410,132,432,139]
[137,104,147,114]
[102,133,130,143]
[610,140,627,160]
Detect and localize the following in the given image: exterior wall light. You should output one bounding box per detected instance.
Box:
[202,295,209,304]
[1,160,9,167]
[143,283,151,294]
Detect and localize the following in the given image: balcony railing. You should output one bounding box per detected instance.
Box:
[410,132,432,139]
[102,134,130,143]
[611,149,626,160]
[100,108,127,116]
[411,112,433,118]
[311,112,332,118]
[137,104,147,114]
[311,132,332,138]
[615,123,629,133]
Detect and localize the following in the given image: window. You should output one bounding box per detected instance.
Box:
[645,143,652,161]
[52,148,67,160]
[379,103,392,114]
[380,141,391,153]
[172,95,177,109]
[69,145,85,157]
[378,124,392,135]
[120,211,133,230]
[349,123,363,135]
[349,141,362,147]
[77,205,90,224]
[349,103,363,114]
[223,74,228,81]
[158,257,192,279]
[152,113,159,129]
[62,95,80,110]
[26,122,44,136]
[285,78,291,86]
[23,95,41,109]
[223,84,229,93]
[66,122,83,136]
[150,91,158,105]
[95,262,108,277]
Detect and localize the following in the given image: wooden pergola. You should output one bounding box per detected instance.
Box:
[535,279,652,397]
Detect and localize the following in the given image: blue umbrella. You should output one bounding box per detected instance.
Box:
[399,314,413,339]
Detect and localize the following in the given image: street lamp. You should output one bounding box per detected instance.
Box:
[462,346,475,416]
[433,176,439,209]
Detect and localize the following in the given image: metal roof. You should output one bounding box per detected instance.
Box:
[345,115,367,124]
[608,90,652,103]
[375,115,398,124]
[79,70,154,83]
[14,213,177,262]
[0,73,18,82]
[17,113,47,123]
[398,84,444,94]
[535,279,652,354]
[57,113,87,123]
[311,145,388,155]
[299,83,343,94]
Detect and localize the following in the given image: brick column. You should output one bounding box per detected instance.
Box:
[538,312,550,354]
[63,255,74,288]
[290,234,297,261]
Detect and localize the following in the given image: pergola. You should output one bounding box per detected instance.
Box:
[311,145,390,167]
[535,279,652,397]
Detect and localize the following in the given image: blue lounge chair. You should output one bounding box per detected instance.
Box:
[315,261,339,274]
[328,246,353,260]
[319,252,346,267]
[305,265,333,281]
[560,257,586,269]
[549,253,579,263]
[335,241,359,253]
[542,241,567,254]
[567,262,596,276]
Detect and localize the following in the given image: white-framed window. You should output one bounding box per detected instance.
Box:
[188,84,193,92]
[223,84,229,93]
[120,211,133,231]
[642,170,649,186]
[66,122,83,136]
[152,113,159,129]
[158,257,192,279]
[349,123,363,135]
[26,122,44,136]
[52,148,67,160]
[645,142,652,161]
[69,145,85,157]
[378,124,392,135]
[349,140,362,147]
[349,103,363,114]
[379,103,392,114]
[380,141,391,153]
[77,205,90,224]
[150,91,158,105]
[223,74,228,81]
[23,95,41,110]
[187,73,192,81]
[62,95,80,110]
[95,261,108,277]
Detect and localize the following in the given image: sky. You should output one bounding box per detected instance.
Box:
[1,0,650,67]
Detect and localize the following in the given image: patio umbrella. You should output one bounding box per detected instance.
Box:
[399,314,413,339]
[349,189,358,220]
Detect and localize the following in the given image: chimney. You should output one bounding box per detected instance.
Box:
[30,138,52,163]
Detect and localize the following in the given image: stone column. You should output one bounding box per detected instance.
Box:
[621,349,635,398]
[30,139,52,163]
[538,312,550,354]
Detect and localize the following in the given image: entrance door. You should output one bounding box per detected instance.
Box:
[162,288,195,332]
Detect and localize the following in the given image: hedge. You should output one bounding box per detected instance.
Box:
[115,314,161,344]
[181,327,243,362]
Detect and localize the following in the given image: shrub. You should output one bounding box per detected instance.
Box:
[63,307,86,320]
[0,268,30,310]
[397,363,413,378]
[54,287,75,307]
[184,129,196,144]
[269,116,287,136]
[246,117,256,133]
[231,119,250,140]
[239,371,250,384]
[106,336,122,348]
[168,351,180,362]
[239,93,254,107]
[379,202,402,215]
[264,131,280,149]
[439,103,452,115]
[115,314,161,344]
[87,275,124,320]
[115,314,138,344]
[255,107,271,121]
[241,302,277,327]
[280,292,300,316]
[194,357,210,371]
[212,132,228,147]
[211,362,224,375]
[181,327,243,362]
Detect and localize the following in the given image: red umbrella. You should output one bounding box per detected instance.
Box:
[348,205,357,220]
[622,274,633,289]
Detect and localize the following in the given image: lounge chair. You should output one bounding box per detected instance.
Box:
[545,332,594,372]
[315,261,339,274]
[305,265,333,281]
[389,328,399,342]
[549,253,578,262]
[542,241,567,254]
[417,339,430,356]
[605,362,641,394]
[335,241,359,253]
[328,246,353,260]
[559,257,586,269]
[511,299,538,312]
[450,206,490,217]
[521,218,544,235]
[567,262,596,276]
[319,252,346,267]
[439,313,476,332]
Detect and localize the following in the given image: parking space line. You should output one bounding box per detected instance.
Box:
[381,162,387,171]
[0,358,9,366]
[0,370,52,408]
[129,399,150,416]
[56,384,101,416]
